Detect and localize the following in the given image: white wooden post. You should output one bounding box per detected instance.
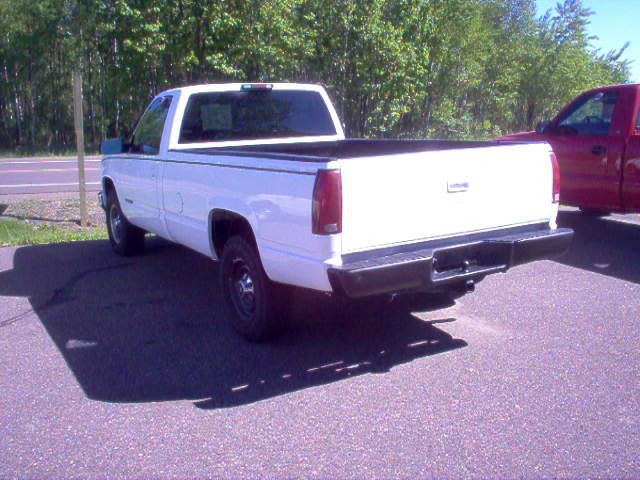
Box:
[72,70,88,227]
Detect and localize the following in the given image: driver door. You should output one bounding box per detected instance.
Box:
[118,96,172,233]
[547,90,624,209]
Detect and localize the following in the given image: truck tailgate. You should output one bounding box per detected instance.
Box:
[340,142,555,253]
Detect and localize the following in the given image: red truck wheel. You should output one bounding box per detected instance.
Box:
[579,207,610,217]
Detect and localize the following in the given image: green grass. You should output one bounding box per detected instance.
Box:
[0,149,99,159]
[0,219,107,247]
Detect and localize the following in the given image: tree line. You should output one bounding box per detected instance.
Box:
[0,0,631,153]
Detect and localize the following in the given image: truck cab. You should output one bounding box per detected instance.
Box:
[499,83,640,214]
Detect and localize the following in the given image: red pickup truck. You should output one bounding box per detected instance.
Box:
[499,83,640,214]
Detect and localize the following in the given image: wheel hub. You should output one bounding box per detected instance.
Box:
[236,272,254,297]
[110,204,123,244]
[230,260,256,316]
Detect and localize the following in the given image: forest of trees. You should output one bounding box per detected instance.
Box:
[0,0,631,153]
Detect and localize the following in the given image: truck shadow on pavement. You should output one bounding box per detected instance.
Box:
[556,211,640,284]
[0,238,466,409]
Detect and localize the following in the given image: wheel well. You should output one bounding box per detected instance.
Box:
[103,177,115,195]
[211,210,257,258]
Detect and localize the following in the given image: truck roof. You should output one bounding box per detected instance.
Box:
[582,83,639,95]
[158,83,328,97]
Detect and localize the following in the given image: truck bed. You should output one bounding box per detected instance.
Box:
[175,138,557,255]
[178,138,504,161]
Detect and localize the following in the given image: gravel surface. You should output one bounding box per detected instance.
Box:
[0,197,105,230]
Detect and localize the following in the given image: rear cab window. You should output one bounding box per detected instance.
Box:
[178,89,337,144]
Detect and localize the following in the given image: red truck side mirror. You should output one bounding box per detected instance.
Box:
[536,120,551,134]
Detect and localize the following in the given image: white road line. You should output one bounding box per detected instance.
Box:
[0,159,101,165]
[0,182,101,188]
[1,167,100,174]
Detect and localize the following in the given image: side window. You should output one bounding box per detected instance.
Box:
[636,109,640,130]
[557,91,618,136]
[130,96,172,154]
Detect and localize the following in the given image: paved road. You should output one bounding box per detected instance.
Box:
[1,211,639,477]
[0,156,101,196]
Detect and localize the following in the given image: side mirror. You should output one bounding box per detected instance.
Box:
[536,120,551,134]
[554,125,579,136]
[100,137,125,155]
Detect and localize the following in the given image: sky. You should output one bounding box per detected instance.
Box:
[536,0,640,82]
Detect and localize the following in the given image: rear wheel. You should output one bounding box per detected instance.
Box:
[220,236,286,341]
[106,189,145,256]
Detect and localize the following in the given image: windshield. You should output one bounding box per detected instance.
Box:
[178,90,337,143]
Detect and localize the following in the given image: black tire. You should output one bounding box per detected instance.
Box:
[220,235,286,341]
[579,207,610,217]
[105,189,145,256]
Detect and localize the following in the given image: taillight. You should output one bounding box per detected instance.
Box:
[312,170,342,234]
[551,152,560,203]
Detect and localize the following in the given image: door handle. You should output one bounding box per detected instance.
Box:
[591,145,607,155]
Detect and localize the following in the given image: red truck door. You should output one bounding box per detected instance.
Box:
[622,107,640,211]
[546,89,625,210]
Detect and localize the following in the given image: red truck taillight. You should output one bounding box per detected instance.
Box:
[312,170,342,234]
[551,152,560,203]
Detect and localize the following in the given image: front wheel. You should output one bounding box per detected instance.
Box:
[106,189,145,256]
[579,207,610,217]
[219,236,286,341]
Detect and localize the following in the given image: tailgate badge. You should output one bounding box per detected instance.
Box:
[447,180,470,193]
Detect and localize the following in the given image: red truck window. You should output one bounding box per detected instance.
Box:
[557,91,618,136]
[636,108,640,131]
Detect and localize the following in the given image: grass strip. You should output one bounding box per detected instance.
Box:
[0,219,107,247]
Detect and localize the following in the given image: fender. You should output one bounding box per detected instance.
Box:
[207,200,261,261]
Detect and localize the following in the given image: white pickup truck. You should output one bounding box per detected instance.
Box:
[99,82,573,340]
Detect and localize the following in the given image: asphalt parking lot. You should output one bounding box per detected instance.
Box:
[1,210,639,477]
